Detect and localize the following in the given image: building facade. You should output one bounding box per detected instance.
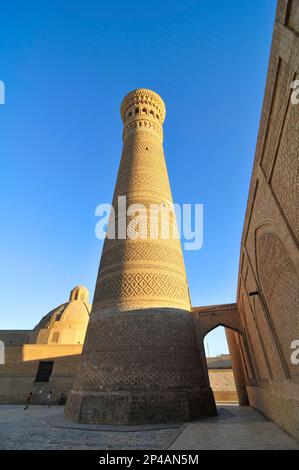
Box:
[0,286,91,404]
[227,0,299,441]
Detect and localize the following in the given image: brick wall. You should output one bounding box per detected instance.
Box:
[0,345,82,404]
[208,369,238,402]
[228,0,299,442]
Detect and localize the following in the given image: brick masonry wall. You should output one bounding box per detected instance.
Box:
[0,345,82,404]
[229,0,299,442]
[247,386,299,442]
[208,369,238,402]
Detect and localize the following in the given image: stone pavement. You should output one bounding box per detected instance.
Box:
[169,406,299,450]
[0,405,298,450]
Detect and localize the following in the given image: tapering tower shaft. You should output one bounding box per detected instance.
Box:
[65,89,216,425]
[94,88,191,311]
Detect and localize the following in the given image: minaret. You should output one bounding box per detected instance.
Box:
[65,89,216,424]
[95,88,191,312]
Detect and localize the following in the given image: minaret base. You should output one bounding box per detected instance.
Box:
[65,387,216,425]
[64,308,217,425]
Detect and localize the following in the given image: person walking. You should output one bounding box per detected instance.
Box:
[46,391,53,408]
[24,392,33,410]
[59,392,66,406]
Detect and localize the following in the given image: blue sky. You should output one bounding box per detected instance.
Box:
[0,0,276,355]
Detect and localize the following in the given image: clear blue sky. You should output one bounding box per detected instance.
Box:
[0,0,276,355]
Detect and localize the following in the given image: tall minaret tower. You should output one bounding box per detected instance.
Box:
[65,89,216,424]
[95,88,191,312]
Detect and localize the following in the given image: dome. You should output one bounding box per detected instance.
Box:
[28,286,91,345]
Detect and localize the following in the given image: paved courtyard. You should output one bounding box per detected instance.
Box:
[0,405,298,450]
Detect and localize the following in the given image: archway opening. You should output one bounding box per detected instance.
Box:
[204,326,238,404]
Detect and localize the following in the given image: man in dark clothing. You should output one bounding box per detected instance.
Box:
[24,392,33,410]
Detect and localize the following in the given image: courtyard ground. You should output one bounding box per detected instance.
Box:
[0,404,298,450]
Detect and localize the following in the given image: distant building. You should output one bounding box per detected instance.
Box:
[207,355,232,370]
[0,285,91,347]
[0,286,91,404]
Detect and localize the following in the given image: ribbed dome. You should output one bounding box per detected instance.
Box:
[33,303,68,330]
[28,286,91,345]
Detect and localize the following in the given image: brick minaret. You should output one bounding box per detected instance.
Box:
[65,89,216,424]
